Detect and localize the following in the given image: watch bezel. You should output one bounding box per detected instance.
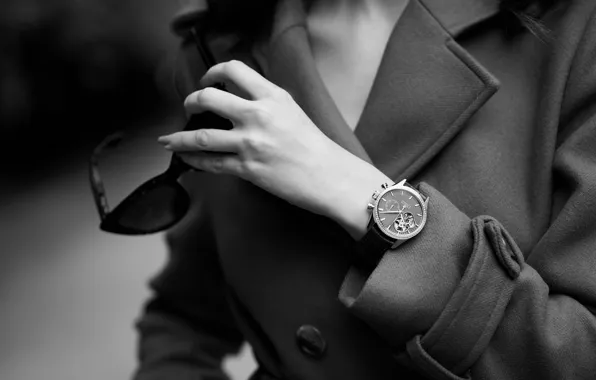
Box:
[371,180,428,240]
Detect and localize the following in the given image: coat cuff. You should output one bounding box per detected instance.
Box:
[339,182,524,378]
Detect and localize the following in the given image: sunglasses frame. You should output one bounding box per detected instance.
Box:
[89,23,218,235]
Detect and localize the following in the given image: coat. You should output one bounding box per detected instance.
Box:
[132,0,596,379]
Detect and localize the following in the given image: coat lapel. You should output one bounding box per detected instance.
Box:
[355,0,501,180]
[255,0,501,180]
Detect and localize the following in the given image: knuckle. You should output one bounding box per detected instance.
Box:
[210,61,226,73]
[227,59,243,71]
[185,90,204,109]
[219,60,247,79]
[197,87,215,103]
[273,87,292,101]
[210,156,225,173]
[183,93,195,109]
[241,159,258,177]
[241,133,263,152]
[194,129,210,148]
[221,60,238,75]
[241,133,273,158]
[248,105,272,124]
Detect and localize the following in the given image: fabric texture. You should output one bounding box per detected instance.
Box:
[133,0,596,379]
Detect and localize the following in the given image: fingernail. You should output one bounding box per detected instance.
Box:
[157,136,170,144]
[163,144,172,150]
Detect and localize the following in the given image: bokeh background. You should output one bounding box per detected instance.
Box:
[0,1,255,379]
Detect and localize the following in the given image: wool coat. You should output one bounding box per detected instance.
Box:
[133,0,596,379]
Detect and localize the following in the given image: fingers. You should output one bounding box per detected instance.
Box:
[200,60,278,99]
[185,86,252,122]
[177,152,244,176]
[158,128,242,153]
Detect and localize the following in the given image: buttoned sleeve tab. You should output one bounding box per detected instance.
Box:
[399,217,524,378]
[339,183,525,378]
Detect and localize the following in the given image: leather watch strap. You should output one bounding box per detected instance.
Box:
[355,222,396,271]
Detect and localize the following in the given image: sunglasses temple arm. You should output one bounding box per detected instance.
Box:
[88,132,124,220]
[190,26,217,68]
[89,157,110,221]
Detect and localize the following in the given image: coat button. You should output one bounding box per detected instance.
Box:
[295,325,327,359]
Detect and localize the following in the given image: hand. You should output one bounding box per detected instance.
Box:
[158,60,391,238]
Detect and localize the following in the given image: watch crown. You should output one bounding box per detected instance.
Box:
[367,203,375,210]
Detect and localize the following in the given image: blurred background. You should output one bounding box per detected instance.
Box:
[0,0,255,379]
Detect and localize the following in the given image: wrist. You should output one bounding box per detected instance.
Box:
[329,162,392,240]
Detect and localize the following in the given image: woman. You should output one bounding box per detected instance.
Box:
[133,0,596,379]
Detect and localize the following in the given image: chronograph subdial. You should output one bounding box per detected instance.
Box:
[373,185,427,239]
[385,199,400,211]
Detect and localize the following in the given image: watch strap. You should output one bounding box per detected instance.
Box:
[355,221,396,271]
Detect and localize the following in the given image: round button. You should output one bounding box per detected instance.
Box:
[295,325,327,359]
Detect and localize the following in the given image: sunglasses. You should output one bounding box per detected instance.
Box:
[89,27,232,235]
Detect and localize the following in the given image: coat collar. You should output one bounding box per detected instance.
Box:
[253,0,501,181]
[421,0,502,36]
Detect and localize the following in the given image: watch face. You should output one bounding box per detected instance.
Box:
[372,185,428,240]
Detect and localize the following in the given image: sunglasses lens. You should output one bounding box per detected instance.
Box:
[105,182,190,234]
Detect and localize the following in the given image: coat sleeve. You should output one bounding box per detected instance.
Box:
[132,173,244,380]
[339,11,596,380]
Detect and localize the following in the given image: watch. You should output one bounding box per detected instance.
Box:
[357,179,429,270]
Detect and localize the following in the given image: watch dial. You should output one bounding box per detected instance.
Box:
[374,187,426,239]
